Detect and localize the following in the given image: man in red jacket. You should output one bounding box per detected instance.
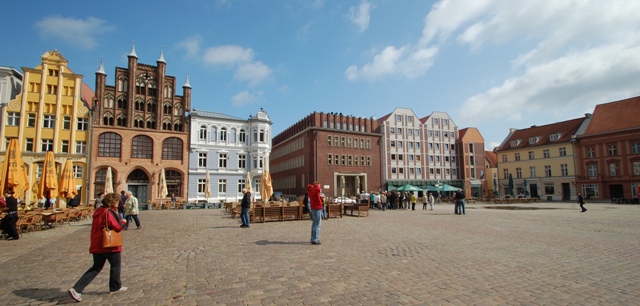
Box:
[307,182,323,245]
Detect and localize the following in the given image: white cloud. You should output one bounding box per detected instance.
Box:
[349,1,373,32]
[232,90,262,106]
[203,45,255,66]
[345,45,437,80]
[34,16,114,49]
[176,35,202,59]
[235,61,272,86]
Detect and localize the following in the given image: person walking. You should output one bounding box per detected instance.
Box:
[68,193,128,302]
[428,192,435,211]
[94,192,105,209]
[578,193,587,212]
[240,188,251,227]
[119,191,127,220]
[307,181,323,245]
[1,191,20,240]
[453,188,466,215]
[124,191,142,230]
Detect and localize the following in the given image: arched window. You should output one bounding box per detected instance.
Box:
[135,80,146,95]
[116,114,127,127]
[220,127,227,142]
[239,129,246,143]
[162,119,172,131]
[103,112,114,126]
[163,84,173,98]
[163,101,173,115]
[117,96,127,109]
[117,76,128,92]
[230,128,237,143]
[132,135,153,159]
[147,81,157,96]
[166,169,182,196]
[162,138,183,160]
[133,116,144,128]
[134,98,144,111]
[174,120,183,132]
[211,127,217,142]
[146,117,156,129]
[98,132,121,157]
[103,94,114,108]
[146,99,157,113]
[259,129,265,142]
[199,125,207,140]
[94,168,111,196]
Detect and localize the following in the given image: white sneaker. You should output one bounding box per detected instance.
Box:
[68,288,82,302]
[110,286,128,294]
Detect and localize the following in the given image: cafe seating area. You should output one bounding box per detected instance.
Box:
[1,205,94,238]
[223,201,311,223]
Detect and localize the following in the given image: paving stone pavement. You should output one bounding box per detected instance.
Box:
[1,202,639,305]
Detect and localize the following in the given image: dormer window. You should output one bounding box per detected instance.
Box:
[510,139,522,147]
[549,133,562,141]
[528,136,540,144]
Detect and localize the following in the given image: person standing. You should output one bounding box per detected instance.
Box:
[307,181,323,245]
[380,192,387,211]
[578,193,587,212]
[411,193,417,211]
[453,188,466,215]
[170,193,177,209]
[119,191,127,220]
[94,192,105,209]
[1,191,20,240]
[240,188,251,228]
[68,193,127,302]
[124,191,142,230]
[428,192,435,211]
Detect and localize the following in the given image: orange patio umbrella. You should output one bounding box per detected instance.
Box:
[0,138,30,199]
[260,169,273,203]
[204,169,211,200]
[38,151,59,205]
[246,171,252,193]
[58,159,77,199]
[158,168,168,199]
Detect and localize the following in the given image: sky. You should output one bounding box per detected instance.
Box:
[2,0,640,150]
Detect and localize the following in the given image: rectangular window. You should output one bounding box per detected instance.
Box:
[341,155,346,166]
[608,145,617,156]
[341,137,346,147]
[407,115,412,122]
[77,118,88,130]
[366,139,371,149]
[43,115,55,128]
[416,142,420,149]
[390,127,395,134]
[588,164,598,177]
[543,149,550,158]
[219,153,227,168]
[515,153,521,161]
[582,184,599,198]
[334,154,339,165]
[218,179,227,193]
[348,155,352,166]
[545,165,552,177]
[7,112,19,126]
[323,120,327,128]
[47,84,58,94]
[26,138,34,152]
[559,147,567,156]
[561,164,568,176]
[360,139,364,149]
[328,154,332,165]
[361,156,364,166]
[27,114,36,127]
[433,118,438,124]
[354,155,359,166]
[391,167,396,174]
[73,165,83,178]
[516,168,522,178]
[528,151,535,159]
[391,141,395,147]
[502,154,507,162]
[198,153,207,167]
[632,142,640,154]
[609,163,619,176]
[587,147,596,158]
[367,156,371,166]
[76,141,87,154]
[238,154,246,169]
[503,169,509,179]
[63,116,71,130]
[396,115,402,121]
[530,166,536,178]
[334,137,339,147]
[397,128,402,135]
[348,137,352,148]
[237,179,246,193]
[407,129,413,136]
[415,129,420,136]
[545,184,555,195]
[391,154,396,161]
[198,179,206,193]
[41,139,54,152]
[398,154,404,161]
[328,136,332,146]
[399,168,404,174]
[61,140,69,153]
[398,141,403,148]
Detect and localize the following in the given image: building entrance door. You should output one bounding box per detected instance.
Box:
[530,184,539,198]
[562,183,570,201]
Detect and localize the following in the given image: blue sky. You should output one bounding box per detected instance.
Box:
[2,0,640,150]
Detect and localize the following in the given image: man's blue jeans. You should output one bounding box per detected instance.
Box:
[455,200,466,215]
[241,207,250,226]
[309,209,323,243]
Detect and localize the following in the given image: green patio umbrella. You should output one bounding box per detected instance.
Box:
[395,184,422,192]
[508,173,514,197]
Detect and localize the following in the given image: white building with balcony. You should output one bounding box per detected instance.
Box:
[188,108,271,203]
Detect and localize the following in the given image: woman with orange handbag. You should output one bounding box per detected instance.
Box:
[68,193,127,302]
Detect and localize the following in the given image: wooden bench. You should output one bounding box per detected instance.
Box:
[343,204,369,217]
[326,204,343,218]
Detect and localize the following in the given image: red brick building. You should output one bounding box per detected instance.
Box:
[270,112,381,199]
[89,44,191,204]
[575,96,640,202]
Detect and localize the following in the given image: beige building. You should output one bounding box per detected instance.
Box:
[0,50,93,206]
[496,117,588,201]
[457,128,486,198]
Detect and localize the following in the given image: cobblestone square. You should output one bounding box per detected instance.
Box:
[1,202,638,305]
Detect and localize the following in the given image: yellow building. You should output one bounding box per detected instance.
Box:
[0,50,94,207]
[495,116,588,201]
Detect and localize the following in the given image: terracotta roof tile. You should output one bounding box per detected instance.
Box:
[485,151,497,167]
[584,95,640,135]
[496,117,585,152]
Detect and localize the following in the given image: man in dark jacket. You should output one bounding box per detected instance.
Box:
[577,193,587,212]
[453,188,466,215]
[1,191,20,240]
[240,188,251,228]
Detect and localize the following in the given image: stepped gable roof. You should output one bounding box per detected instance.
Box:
[584,95,640,135]
[497,117,585,152]
[191,109,244,121]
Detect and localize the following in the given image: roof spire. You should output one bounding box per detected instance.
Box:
[128,40,138,58]
[158,46,166,63]
[96,57,106,75]
[183,73,191,88]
